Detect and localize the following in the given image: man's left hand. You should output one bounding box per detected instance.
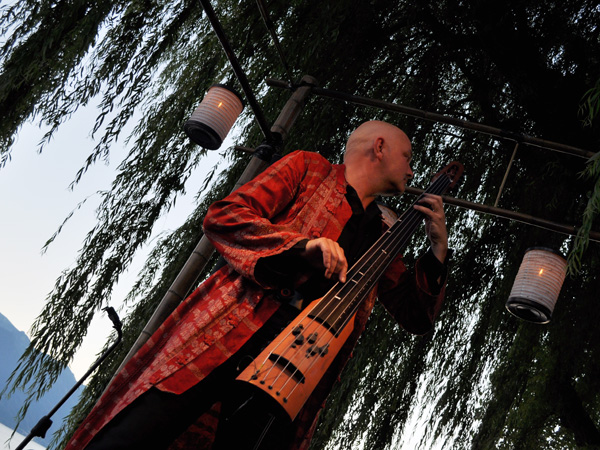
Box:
[413,193,448,263]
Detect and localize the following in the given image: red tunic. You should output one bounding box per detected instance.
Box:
[66,150,445,450]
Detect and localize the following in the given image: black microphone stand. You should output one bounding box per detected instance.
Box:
[15,307,123,450]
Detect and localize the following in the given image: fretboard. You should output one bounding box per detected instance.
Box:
[309,172,453,335]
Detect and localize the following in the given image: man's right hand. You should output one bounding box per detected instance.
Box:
[301,238,348,283]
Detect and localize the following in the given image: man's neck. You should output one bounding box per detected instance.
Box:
[344,166,377,210]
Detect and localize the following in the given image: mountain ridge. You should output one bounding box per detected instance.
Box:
[0,312,84,447]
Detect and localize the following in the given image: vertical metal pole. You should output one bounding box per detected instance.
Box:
[113,75,318,375]
[494,141,520,207]
[198,0,273,140]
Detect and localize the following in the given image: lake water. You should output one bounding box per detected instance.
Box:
[0,423,46,450]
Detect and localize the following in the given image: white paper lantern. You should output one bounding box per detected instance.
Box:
[506,247,567,324]
[184,84,244,150]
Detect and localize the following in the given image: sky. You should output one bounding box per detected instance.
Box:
[0,103,229,380]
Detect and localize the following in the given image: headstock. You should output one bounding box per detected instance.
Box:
[433,161,464,190]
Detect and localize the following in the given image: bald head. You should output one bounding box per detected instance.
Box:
[343,120,414,205]
[344,120,411,163]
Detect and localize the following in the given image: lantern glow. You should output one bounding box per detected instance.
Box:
[505,247,567,324]
[184,84,244,150]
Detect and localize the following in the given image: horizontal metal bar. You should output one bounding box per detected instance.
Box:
[266,79,595,159]
[405,187,600,243]
[234,145,256,153]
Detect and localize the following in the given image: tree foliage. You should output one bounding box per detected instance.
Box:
[1,0,600,449]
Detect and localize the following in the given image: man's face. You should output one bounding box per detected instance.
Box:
[380,132,413,195]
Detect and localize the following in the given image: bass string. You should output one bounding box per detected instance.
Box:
[328,173,452,332]
[253,171,452,392]
[310,171,451,327]
[254,303,316,383]
[257,173,451,389]
[278,175,452,397]
[264,173,452,396]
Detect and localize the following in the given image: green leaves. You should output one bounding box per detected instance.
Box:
[580,78,600,128]
[569,159,600,275]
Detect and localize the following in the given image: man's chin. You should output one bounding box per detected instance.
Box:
[380,187,404,197]
[378,181,407,197]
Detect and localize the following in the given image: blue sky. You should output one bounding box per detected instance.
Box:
[0,104,228,380]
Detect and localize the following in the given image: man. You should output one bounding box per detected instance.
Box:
[67,120,449,450]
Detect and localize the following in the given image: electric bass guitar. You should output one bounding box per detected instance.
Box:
[236,161,464,421]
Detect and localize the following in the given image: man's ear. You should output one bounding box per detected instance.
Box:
[373,137,385,160]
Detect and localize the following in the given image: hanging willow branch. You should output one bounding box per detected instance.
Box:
[569,79,600,275]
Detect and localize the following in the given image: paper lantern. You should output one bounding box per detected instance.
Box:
[184,84,244,150]
[505,247,567,324]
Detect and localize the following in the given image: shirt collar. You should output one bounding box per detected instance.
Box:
[345,184,382,218]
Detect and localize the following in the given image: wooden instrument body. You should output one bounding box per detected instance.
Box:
[237,298,355,419]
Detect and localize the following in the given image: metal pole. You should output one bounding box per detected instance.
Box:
[266,79,595,160]
[255,0,294,85]
[198,0,273,141]
[405,187,600,242]
[114,75,318,375]
[494,142,520,207]
[15,308,122,450]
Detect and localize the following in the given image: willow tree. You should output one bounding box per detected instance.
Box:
[1,0,599,449]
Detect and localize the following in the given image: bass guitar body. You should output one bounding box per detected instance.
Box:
[236,298,355,420]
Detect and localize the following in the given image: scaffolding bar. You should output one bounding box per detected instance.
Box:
[199,0,273,140]
[266,79,595,160]
[494,142,519,207]
[405,187,600,242]
[256,0,294,84]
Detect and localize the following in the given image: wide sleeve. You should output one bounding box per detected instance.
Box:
[377,249,449,335]
[203,150,317,285]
